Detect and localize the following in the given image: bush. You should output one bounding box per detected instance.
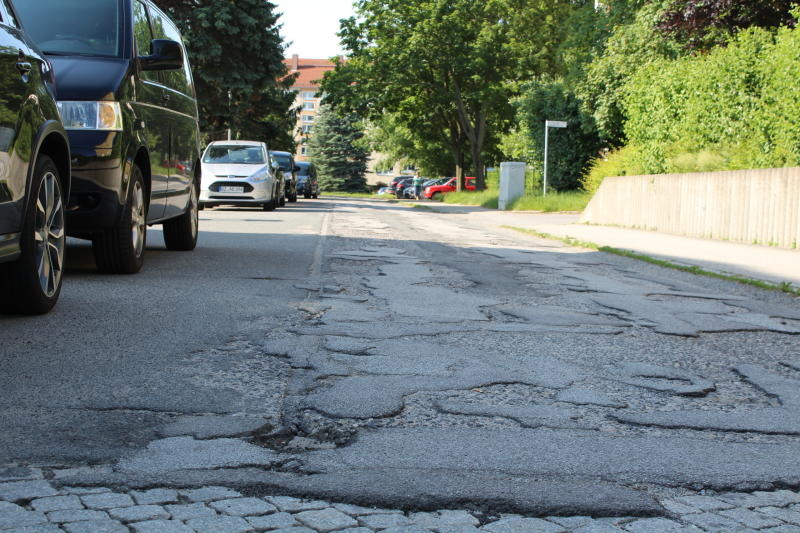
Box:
[621,22,800,174]
[582,145,645,193]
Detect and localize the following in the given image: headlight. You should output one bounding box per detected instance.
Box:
[57,101,123,131]
[249,170,270,182]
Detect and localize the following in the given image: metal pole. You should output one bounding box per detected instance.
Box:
[227,90,232,141]
[543,124,549,197]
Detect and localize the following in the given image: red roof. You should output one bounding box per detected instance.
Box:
[284,56,336,90]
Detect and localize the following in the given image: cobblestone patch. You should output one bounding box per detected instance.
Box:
[0,478,799,532]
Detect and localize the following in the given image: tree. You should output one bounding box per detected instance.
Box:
[516,79,603,191]
[321,0,580,190]
[157,0,297,149]
[308,105,369,192]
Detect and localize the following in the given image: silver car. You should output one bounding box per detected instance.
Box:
[199,141,281,211]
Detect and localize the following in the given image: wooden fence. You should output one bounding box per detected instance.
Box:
[580,167,800,249]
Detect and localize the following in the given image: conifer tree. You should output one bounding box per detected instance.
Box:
[308,105,368,192]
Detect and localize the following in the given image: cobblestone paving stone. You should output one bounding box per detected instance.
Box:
[0,478,799,532]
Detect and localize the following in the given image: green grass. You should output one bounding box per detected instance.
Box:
[442,190,499,209]
[502,225,800,297]
[410,203,434,211]
[507,192,591,212]
[441,189,589,212]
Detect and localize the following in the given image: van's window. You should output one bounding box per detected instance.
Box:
[1,0,19,27]
[132,1,158,82]
[271,153,291,169]
[148,7,193,95]
[16,0,121,57]
[204,146,266,165]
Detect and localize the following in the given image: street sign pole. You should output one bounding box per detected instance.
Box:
[543,120,568,197]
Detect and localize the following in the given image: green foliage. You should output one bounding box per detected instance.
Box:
[583,145,646,193]
[322,0,582,189]
[158,0,296,149]
[308,105,369,193]
[576,1,681,144]
[516,79,602,191]
[621,22,800,174]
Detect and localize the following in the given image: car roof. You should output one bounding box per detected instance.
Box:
[269,151,292,156]
[296,161,312,167]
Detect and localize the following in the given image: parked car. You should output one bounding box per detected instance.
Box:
[424,177,477,200]
[0,0,71,314]
[295,161,319,199]
[199,141,280,211]
[16,0,202,275]
[269,151,298,204]
[386,175,410,195]
[395,177,414,198]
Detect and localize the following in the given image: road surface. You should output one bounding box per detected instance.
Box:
[1,197,800,532]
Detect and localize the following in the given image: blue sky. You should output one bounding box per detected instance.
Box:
[273,0,355,59]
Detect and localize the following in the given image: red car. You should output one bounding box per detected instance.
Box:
[424,177,476,200]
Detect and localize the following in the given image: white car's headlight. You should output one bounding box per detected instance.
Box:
[57,101,123,131]
[249,170,270,182]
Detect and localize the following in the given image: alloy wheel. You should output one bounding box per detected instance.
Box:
[34,172,65,298]
[131,180,145,257]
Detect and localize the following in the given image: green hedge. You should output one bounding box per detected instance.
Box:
[621,21,800,175]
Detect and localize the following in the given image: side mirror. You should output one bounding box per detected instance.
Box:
[139,39,183,71]
[293,165,301,172]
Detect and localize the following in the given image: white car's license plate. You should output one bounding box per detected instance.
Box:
[219,186,244,193]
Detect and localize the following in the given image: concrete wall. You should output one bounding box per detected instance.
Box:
[581,167,800,249]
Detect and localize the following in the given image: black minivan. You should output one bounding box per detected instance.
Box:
[16,0,201,274]
[0,0,71,314]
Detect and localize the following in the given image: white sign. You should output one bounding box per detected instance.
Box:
[546,120,568,128]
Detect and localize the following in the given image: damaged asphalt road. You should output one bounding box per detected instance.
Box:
[2,198,800,521]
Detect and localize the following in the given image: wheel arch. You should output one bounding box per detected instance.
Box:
[30,121,71,201]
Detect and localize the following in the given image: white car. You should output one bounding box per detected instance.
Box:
[199,141,281,210]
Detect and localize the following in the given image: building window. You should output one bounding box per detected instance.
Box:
[303,91,316,100]
[301,147,308,156]
[302,115,315,123]
[302,125,314,134]
[303,101,315,110]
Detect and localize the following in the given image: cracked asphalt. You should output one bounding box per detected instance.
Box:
[2,197,800,532]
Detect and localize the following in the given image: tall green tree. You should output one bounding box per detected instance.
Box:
[157,0,297,149]
[308,105,369,192]
[322,0,578,190]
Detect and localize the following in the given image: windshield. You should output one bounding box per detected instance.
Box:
[296,164,311,177]
[203,145,266,165]
[16,0,122,58]
[271,154,291,169]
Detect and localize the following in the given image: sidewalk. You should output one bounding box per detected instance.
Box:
[424,203,800,288]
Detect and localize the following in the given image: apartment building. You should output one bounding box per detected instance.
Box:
[284,55,335,162]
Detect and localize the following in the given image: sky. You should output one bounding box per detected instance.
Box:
[273,0,356,59]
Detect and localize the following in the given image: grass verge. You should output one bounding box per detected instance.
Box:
[441,190,590,212]
[508,192,591,212]
[442,190,499,209]
[502,225,800,297]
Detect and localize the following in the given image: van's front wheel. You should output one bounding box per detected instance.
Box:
[92,165,147,274]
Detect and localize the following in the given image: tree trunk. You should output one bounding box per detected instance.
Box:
[452,77,487,191]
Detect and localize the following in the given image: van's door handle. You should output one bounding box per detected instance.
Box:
[16,61,32,75]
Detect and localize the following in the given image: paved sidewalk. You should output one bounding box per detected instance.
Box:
[2,472,800,532]
[422,203,800,287]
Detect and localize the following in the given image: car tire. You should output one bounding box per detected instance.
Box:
[0,155,66,315]
[304,191,311,199]
[262,192,276,211]
[289,190,298,203]
[163,179,199,251]
[92,164,147,274]
[279,192,286,206]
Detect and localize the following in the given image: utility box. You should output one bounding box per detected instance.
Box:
[498,162,526,210]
